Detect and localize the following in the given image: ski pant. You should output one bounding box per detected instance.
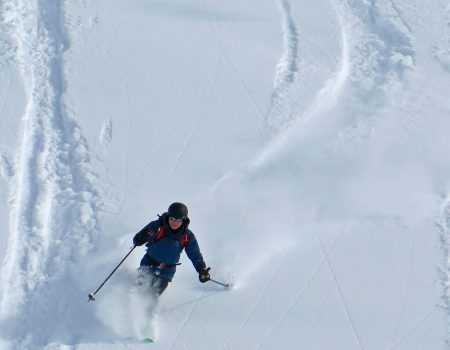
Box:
[136,267,170,297]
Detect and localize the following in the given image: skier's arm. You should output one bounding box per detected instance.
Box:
[184,232,206,272]
[185,232,210,283]
[133,223,155,246]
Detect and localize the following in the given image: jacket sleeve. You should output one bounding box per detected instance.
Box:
[133,222,156,246]
[185,231,206,272]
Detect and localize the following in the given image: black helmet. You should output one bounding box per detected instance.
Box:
[168,202,188,220]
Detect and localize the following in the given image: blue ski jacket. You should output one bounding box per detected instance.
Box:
[133,213,206,281]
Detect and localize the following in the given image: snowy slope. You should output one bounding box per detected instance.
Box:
[0,0,449,349]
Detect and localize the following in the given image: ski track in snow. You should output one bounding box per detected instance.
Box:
[438,194,450,346]
[335,0,414,135]
[169,292,204,350]
[316,234,364,349]
[164,58,223,195]
[0,71,12,126]
[255,227,346,349]
[388,226,416,347]
[276,0,299,84]
[121,57,223,205]
[432,3,450,71]
[105,0,132,202]
[264,0,300,134]
[99,117,113,148]
[220,49,266,123]
[0,154,13,179]
[0,0,102,346]
[122,1,242,201]
[388,305,438,350]
[221,253,288,350]
[202,0,267,125]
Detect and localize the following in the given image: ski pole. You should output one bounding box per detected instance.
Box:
[88,245,137,301]
[209,278,232,289]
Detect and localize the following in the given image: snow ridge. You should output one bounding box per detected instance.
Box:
[99,117,113,148]
[265,0,300,133]
[264,0,347,138]
[326,0,415,150]
[0,0,102,345]
[273,0,299,88]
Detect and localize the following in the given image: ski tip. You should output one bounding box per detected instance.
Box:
[143,338,154,343]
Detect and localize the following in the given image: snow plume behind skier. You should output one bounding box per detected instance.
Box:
[95,276,160,340]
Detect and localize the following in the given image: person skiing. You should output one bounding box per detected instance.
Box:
[133,202,210,296]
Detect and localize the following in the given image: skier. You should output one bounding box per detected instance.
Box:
[133,202,210,296]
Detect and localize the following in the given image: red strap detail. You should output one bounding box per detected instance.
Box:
[155,226,164,240]
[155,226,188,249]
[180,234,189,248]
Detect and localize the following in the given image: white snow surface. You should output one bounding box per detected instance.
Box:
[0,0,449,349]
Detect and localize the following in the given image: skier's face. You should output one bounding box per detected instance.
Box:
[168,216,183,230]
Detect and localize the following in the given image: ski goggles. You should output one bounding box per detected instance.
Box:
[169,216,183,223]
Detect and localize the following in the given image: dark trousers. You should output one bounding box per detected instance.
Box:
[136,267,170,296]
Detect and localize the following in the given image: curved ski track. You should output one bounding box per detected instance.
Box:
[264,0,300,134]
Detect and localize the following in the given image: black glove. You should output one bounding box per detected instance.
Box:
[199,267,211,283]
[133,230,149,246]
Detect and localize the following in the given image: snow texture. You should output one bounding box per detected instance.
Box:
[0,0,449,349]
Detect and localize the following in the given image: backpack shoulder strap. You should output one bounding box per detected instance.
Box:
[154,213,167,240]
[155,225,165,240]
[180,233,189,249]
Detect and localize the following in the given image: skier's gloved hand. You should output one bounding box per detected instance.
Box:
[133,232,148,246]
[133,225,155,246]
[199,267,211,283]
